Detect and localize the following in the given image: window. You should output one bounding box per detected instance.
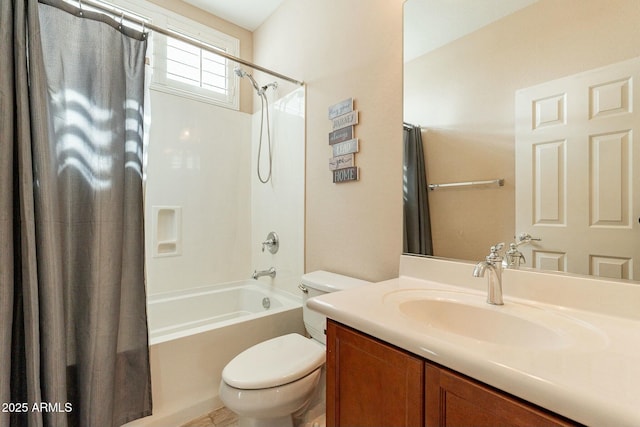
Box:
[153,24,239,109]
[93,0,240,109]
[166,38,226,93]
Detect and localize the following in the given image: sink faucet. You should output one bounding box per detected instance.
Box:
[473,243,505,305]
[252,267,276,280]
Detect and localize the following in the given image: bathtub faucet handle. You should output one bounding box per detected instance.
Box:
[261,231,279,254]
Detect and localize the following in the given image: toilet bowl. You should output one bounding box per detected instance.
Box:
[219,368,321,420]
[219,271,371,427]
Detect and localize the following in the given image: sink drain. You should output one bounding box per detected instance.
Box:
[262,297,271,309]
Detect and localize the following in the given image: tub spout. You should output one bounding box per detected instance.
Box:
[252,267,276,280]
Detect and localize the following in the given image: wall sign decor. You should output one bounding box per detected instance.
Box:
[332,138,359,157]
[329,126,354,145]
[329,154,355,170]
[328,98,353,119]
[333,167,359,183]
[328,97,360,183]
[331,110,358,131]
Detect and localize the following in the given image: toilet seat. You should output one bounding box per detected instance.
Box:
[222,333,325,390]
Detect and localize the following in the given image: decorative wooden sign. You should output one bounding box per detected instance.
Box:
[328,98,360,184]
[329,126,354,145]
[333,167,359,183]
[329,154,354,171]
[328,98,353,119]
[332,138,358,157]
[331,110,358,131]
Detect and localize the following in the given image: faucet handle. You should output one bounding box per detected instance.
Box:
[260,231,279,254]
[487,242,505,262]
[503,243,526,268]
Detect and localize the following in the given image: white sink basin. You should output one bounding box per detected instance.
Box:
[384,289,606,350]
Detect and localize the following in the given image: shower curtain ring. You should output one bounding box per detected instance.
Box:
[119,12,124,29]
[78,0,83,16]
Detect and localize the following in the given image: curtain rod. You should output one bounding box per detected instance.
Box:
[55,0,305,87]
[403,122,427,129]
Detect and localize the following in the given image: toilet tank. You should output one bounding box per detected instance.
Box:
[301,270,371,344]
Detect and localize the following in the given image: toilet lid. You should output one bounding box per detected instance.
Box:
[222,333,325,390]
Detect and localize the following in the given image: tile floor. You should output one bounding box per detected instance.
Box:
[181,405,325,427]
[180,408,325,427]
[181,407,238,427]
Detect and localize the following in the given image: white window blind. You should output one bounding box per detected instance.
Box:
[153,24,239,109]
[92,0,241,110]
[166,37,227,95]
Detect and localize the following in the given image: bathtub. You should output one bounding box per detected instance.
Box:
[147,280,301,345]
[127,280,305,427]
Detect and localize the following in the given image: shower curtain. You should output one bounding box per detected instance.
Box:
[403,124,433,256]
[1,1,152,426]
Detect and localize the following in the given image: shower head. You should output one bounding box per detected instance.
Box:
[234,66,261,93]
[234,66,248,78]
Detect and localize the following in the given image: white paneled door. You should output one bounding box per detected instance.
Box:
[516,57,640,280]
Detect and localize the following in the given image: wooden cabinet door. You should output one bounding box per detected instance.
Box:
[425,362,581,427]
[326,320,424,427]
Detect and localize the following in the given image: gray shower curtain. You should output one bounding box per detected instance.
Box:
[403,124,433,256]
[1,1,151,426]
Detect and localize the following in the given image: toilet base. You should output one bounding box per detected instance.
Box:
[220,367,322,426]
[237,415,293,427]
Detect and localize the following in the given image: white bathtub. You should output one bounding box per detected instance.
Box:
[127,280,305,427]
[147,280,301,345]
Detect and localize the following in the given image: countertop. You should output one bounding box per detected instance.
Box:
[307,256,640,426]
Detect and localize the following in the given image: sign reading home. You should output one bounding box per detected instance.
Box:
[328,98,353,119]
[331,110,358,131]
[329,126,354,145]
[332,138,358,157]
[333,167,359,183]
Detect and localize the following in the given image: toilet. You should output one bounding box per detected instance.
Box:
[219,271,371,427]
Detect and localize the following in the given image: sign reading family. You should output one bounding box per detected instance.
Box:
[328,98,360,183]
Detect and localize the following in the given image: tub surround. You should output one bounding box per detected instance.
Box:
[307,255,640,426]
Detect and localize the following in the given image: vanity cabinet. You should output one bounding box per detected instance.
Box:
[326,319,424,427]
[326,320,581,427]
[425,362,578,427]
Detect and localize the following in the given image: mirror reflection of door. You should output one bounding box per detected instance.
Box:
[515,57,640,280]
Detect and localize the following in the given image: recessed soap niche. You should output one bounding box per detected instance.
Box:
[152,206,182,257]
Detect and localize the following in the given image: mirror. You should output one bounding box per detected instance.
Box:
[403,0,640,281]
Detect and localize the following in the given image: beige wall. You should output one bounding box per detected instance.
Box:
[253,0,405,282]
[404,0,640,262]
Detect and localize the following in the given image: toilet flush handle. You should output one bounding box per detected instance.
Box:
[298,283,308,294]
